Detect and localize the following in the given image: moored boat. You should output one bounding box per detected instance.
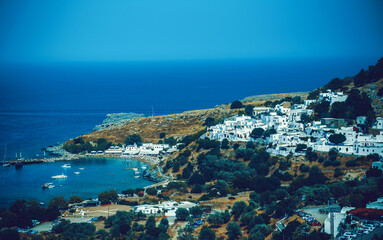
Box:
[61,164,71,168]
[42,183,55,189]
[51,174,67,179]
[2,144,10,167]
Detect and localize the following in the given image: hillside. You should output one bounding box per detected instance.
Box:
[68,92,307,145]
[58,58,383,240]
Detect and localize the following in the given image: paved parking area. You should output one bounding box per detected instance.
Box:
[353,226,383,240]
[302,207,328,223]
[31,217,92,233]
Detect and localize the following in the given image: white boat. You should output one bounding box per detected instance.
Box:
[52,174,67,179]
[132,168,138,171]
[134,176,140,178]
[74,172,80,175]
[141,166,147,170]
[134,170,141,174]
[79,168,84,170]
[42,183,55,189]
[61,164,71,168]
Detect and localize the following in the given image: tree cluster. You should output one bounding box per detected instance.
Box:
[63,137,113,154]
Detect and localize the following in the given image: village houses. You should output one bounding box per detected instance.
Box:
[206,90,383,158]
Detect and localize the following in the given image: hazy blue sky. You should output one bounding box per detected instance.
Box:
[0,0,382,62]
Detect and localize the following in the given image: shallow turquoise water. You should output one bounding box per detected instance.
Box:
[0,158,153,208]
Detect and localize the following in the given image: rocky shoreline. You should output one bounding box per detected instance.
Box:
[93,112,144,130]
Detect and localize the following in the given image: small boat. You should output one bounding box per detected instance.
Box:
[132,168,138,171]
[134,176,140,178]
[39,202,45,206]
[2,145,10,167]
[134,170,141,174]
[141,166,147,170]
[52,174,67,179]
[61,164,71,168]
[42,183,55,189]
[79,168,84,170]
[74,172,80,175]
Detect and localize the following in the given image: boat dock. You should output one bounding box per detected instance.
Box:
[4,155,81,166]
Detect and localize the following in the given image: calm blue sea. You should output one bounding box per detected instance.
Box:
[0,57,378,207]
[0,158,152,208]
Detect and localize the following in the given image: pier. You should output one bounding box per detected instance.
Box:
[4,155,81,166]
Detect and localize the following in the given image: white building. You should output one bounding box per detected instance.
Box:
[122,143,171,156]
[319,90,347,105]
[304,99,318,106]
[289,109,314,123]
[374,117,383,130]
[372,158,383,170]
[133,201,198,216]
[253,107,272,116]
[323,212,347,238]
[207,115,266,142]
[366,197,383,210]
[104,146,124,155]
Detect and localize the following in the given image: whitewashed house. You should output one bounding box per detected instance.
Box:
[372,159,383,171]
[319,90,347,105]
[275,104,291,114]
[289,109,314,123]
[253,107,272,116]
[304,99,318,106]
[122,144,140,155]
[374,117,383,130]
[207,115,267,142]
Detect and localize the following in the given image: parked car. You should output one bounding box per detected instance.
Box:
[373,221,380,227]
[297,211,306,217]
[363,225,375,231]
[195,219,205,225]
[344,232,357,238]
[310,221,321,226]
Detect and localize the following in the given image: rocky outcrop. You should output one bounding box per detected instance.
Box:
[360,79,383,117]
[93,112,144,130]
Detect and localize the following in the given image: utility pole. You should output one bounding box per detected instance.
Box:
[330,211,334,240]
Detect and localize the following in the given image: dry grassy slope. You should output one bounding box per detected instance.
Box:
[79,106,237,144]
[242,92,308,104]
[70,92,307,145]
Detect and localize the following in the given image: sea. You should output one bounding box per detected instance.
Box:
[0,57,378,207]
